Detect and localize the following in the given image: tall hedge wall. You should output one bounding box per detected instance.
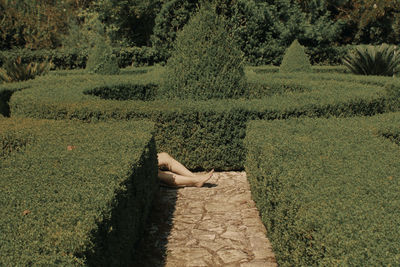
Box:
[245,113,400,266]
[0,118,158,266]
[8,69,396,170]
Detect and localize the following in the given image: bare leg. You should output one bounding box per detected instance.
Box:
[158,170,214,187]
[157,152,198,177]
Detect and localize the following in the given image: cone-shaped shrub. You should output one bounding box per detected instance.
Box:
[86,24,120,75]
[160,3,246,100]
[280,39,312,73]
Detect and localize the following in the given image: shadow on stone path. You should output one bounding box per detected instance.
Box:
[133,172,277,267]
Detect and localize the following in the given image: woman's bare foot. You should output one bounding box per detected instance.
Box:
[195,169,214,187]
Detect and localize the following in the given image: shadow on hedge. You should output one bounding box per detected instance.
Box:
[0,89,13,117]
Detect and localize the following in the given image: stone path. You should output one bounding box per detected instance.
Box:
[133,172,277,267]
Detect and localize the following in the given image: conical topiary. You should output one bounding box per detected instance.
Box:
[160,3,246,100]
[279,39,312,73]
[85,20,120,75]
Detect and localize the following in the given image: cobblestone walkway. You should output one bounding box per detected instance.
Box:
[133,172,277,267]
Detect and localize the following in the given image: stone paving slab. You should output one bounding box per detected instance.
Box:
[133,172,277,267]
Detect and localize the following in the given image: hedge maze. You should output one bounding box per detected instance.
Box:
[245,114,400,266]
[1,66,400,265]
[1,118,157,265]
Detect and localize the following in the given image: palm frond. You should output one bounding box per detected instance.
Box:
[342,44,400,76]
[0,56,51,83]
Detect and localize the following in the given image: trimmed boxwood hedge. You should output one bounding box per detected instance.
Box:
[247,65,349,74]
[245,112,400,266]
[8,69,395,170]
[0,80,33,116]
[0,117,44,158]
[0,118,158,266]
[0,46,162,70]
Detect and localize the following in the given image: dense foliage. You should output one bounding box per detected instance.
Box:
[0,0,93,50]
[0,118,157,266]
[160,4,246,100]
[279,40,312,73]
[245,113,400,266]
[0,57,52,83]
[0,46,161,70]
[3,1,400,265]
[2,0,399,65]
[86,39,120,75]
[85,19,120,75]
[0,79,32,116]
[3,62,400,264]
[343,44,400,76]
[7,68,396,170]
[150,0,198,59]
[93,0,161,46]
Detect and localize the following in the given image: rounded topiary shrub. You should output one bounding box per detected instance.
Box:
[86,35,120,75]
[280,39,312,73]
[160,3,246,100]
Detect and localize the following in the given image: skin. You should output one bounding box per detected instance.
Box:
[157,152,214,187]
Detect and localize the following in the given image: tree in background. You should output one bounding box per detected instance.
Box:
[260,0,345,65]
[297,0,400,45]
[213,0,277,65]
[93,0,162,47]
[0,0,92,50]
[1,0,399,66]
[85,18,120,75]
[151,0,199,59]
[151,0,346,65]
[335,0,400,45]
[61,9,105,50]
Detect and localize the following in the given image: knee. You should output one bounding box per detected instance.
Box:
[158,152,171,161]
[158,152,170,157]
[157,152,172,167]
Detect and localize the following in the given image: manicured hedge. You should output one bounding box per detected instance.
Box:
[1,117,38,158]
[245,113,400,266]
[0,118,158,266]
[9,69,394,170]
[0,80,33,116]
[247,65,349,74]
[0,48,87,69]
[0,47,162,70]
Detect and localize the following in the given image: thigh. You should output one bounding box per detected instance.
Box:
[157,152,170,169]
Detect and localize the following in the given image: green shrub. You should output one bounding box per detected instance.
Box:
[86,35,120,75]
[84,83,158,101]
[384,79,400,111]
[0,48,87,69]
[0,57,52,83]
[245,113,400,266]
[160,3,246,100]
[247,65,349,74]
[151,0,198,60]
[0,47,161,70]
[9,70,393,170]
[116,46,164,67]
[0,118,157,266]
[0,80,32,116]
[342,44,400,76]
[280,39,312,73]
[0,118,41,158]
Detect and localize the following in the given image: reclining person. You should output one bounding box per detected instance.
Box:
[157,152,214,187]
